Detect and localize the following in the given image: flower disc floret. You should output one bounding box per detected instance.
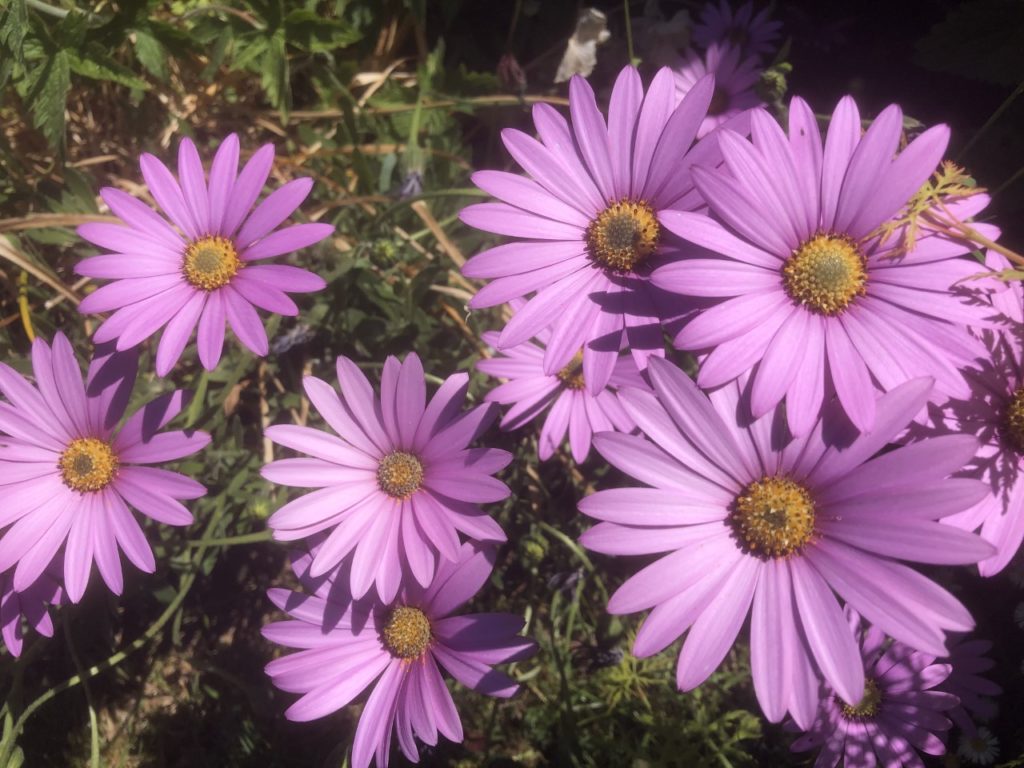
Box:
[556,352,586,391]
[732,476,815,558]
[382,606,432,659]
[783,233,867,315]
[377,451,424,499]
[585,199,660,272]
[59,437,119,492]
[182,235,242,291]
[1003,388,1024,453]
[839,678,882,720]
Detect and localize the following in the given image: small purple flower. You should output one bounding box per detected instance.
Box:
[652,97,995,435]
[693,0,782,60]
[461,65,729,394]
[916,252,1024,576]
[477,323,647,462]
[262,543,536,768]
[674,43,763,138]
[262,353,511,602]
[942,635,1001,736]
[76,134,333,375]
[790,610,958,768]
[0,334,210,602]
[578,356,993,728]
[0,564,62,657]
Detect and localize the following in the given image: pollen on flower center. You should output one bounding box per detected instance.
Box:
[59,437,119,492]
[839,678,882,720]
[585,199,660,272]
[382,605,432,659]
[783,233,867,315]
[556,351,585,391]
[1003,388,1024,453]
[183,235,242,291]
[377,451,424,499]
[732,476,815,558]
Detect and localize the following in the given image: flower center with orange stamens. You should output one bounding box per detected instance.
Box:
[839,678,882,720]
[783,233,867,315]
[382,606,432,659]
[585,200,660,272]
[59,437,119,492]
[377,451,424,499]
[732,476,815,558]
[183,235,242,290]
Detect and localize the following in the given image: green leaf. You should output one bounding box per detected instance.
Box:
[68,44,150,89]
[260,28,289,115]
[25,49,71,149]
[0,0,28,63]
[132,26,169,81]
[283,9,361,53]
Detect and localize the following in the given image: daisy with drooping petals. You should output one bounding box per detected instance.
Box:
[0,564,62,657]
[692,0,782,60]
[790,610,957,768]
[910,252,1024,575]
[578,356,993,729]
[263,543,536,768]
[653,97,995,436]
[477,320,648,462]
[0,335,210,602]
[76,134,333,375]
[942,636,1001,736]
[461,65,730,394]
[674,43,763,139]
[262,352,510,602]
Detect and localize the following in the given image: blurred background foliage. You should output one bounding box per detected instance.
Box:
[0,0,1022,766]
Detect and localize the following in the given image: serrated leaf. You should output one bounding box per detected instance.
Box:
[260,28,289,116]
[283,9,361,53]
[69,45,150,90]
[132,26,169,81]
[25,49,70,149]
[0,0,28,62]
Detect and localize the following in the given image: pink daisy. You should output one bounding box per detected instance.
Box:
[460,65,732,394]
[913,252,1024,575]
[652,97,995,436]
[942,636,1001,736]
[76,134,333,376]
[476,323,648,462]
[0,334,210,602]
[674,42,763,138]
[692,0,782,59]
[262,542,536,768]
[790,610,957,768]
[262,352,511,602]
[0,563,62,657]
[578,356,993,728]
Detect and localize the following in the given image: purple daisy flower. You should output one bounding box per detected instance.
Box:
[692,0,782,60]
[790,610,957,768]
[0,334,210,602]
[476,321,648,462]
[942,636,1001,736]
[262,352,511,602]
[674,43,763,139]
[262,542,536,768]
[578,356,993,728]
[76,134,333,376]
[652,97,995,435]
[460,65,731,394]
[0,563,62,657]
[914,251,1024,575]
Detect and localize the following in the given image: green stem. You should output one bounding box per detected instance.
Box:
[62,614,99,768]
[958,76,1024,161]
[623,0,635,66]
[186,529,272,548]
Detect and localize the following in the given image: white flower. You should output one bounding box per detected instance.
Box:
[958,726,1000,765]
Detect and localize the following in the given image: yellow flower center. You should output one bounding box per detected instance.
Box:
[377,451,424,499]
[839,678,882,720]
[59,437,119,493]
[732,476,815,558]
[783,233,867,315]
[585,199,660,272]
[183,235,242,291]
[381,606,432,659]
[1003,388,1024,453]
[556,351,585,391]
